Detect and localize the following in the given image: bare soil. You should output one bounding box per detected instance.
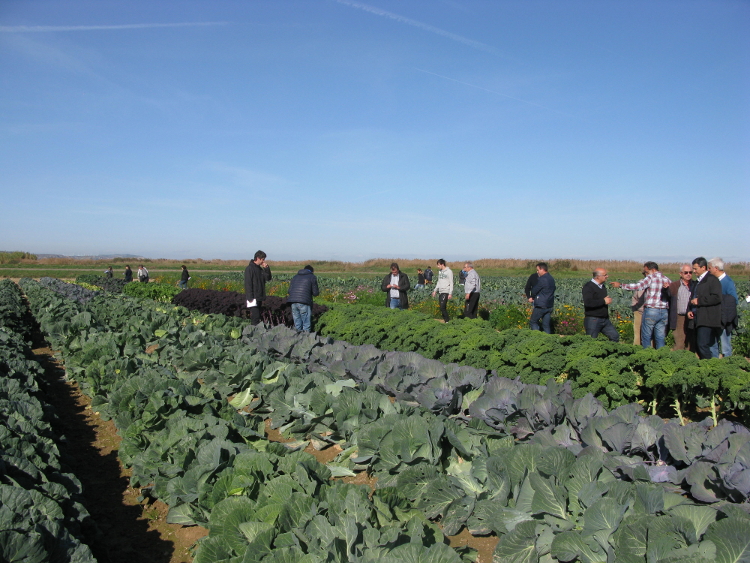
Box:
[31,338,208,563]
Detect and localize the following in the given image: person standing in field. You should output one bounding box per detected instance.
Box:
[529,262,556,333]
[124,265,133,282]
[631,287,647,346]
[381,262,410,310]
[708,257,737,357]
[611,262,670,349]
[104,266,114,278]
[432,259,453,322]
[666,264,696,351]
[244,250,272,326]
[137,264,149,283]
[414,268,426,290]
[463,262,481,319]
[424,266,434,286]
[524,270,539,301]
[179,265,190,289]
[689,257,723,359]
[287,265,320,332]
[582,269,620,342]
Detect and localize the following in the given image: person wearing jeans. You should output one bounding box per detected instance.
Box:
[381,262,410,310]
[641,307,669,349]
[529,262,556,333]
[287,265,319,332]
[611,261,671,349]
[708,257,737,357]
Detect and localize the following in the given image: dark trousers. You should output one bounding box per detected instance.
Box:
[464,293,480,319]
[530,307,553,333]
[438,293,450,322]
[584,316,620,342]
[696,326,720,359]
[248,306,262,326]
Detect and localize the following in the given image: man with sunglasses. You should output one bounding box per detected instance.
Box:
[666,264,696,351]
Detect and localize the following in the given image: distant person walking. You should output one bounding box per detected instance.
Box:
[424,266,434,286]
[524,270,539,301]
[381,262,410,309]
[179,265,190,289]
[287,265,320,332]
[611,262,671,349]
[415,268,426,290]
[462,262,481,319]
[137,265,149,283]
[582,268,620,342]
[529,262,556,333]
[244,250,272,326]
[432,259,453,322]
[124,265,133,282]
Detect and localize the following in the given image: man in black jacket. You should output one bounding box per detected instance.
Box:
[582,268,620,342]
[287,265,319,332]
[244,250,272,326]
[689,257,722,359]
[528,262,555,333]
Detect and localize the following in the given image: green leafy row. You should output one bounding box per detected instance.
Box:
[18,278,750,563]
[19,279,473,562]
[0,280,96,563]
[316,304,750,419]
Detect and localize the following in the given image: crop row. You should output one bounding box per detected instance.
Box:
[16,278,750,563]
[0,280,96,562]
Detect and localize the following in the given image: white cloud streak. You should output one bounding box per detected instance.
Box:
[0,22,229,33]
[415,68,571,116]
[333,0,503,56]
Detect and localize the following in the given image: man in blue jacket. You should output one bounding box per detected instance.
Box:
[708,257,737,357]
[287,265,320,332]
[528,262,556,333]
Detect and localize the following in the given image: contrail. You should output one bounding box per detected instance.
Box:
[0,22,229,33]
[415,67,569,115]
[333,0,503,57]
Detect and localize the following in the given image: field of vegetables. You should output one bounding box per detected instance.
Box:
[3,276,750,563]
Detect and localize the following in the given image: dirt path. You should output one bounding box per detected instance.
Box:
[31,337,207,563]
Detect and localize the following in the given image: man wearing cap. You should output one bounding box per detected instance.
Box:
[287,264,320,332]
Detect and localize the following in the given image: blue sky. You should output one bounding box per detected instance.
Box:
[1,0,748,262]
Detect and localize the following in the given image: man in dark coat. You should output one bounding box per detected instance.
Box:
[287,265,320,332]
[689,257,722,359]
[582,268,619,342]
[244,250,272,326]
[528,262,556,333]
[381,262,410,309]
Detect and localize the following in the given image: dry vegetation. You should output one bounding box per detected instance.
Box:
[7,256,749,276]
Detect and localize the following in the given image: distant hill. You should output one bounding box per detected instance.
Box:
[35,254,144,260]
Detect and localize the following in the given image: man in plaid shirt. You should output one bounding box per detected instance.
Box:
[611,262,671,349]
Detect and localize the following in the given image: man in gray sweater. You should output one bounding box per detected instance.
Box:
[431,259,454,322]
[462,262,481,319]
